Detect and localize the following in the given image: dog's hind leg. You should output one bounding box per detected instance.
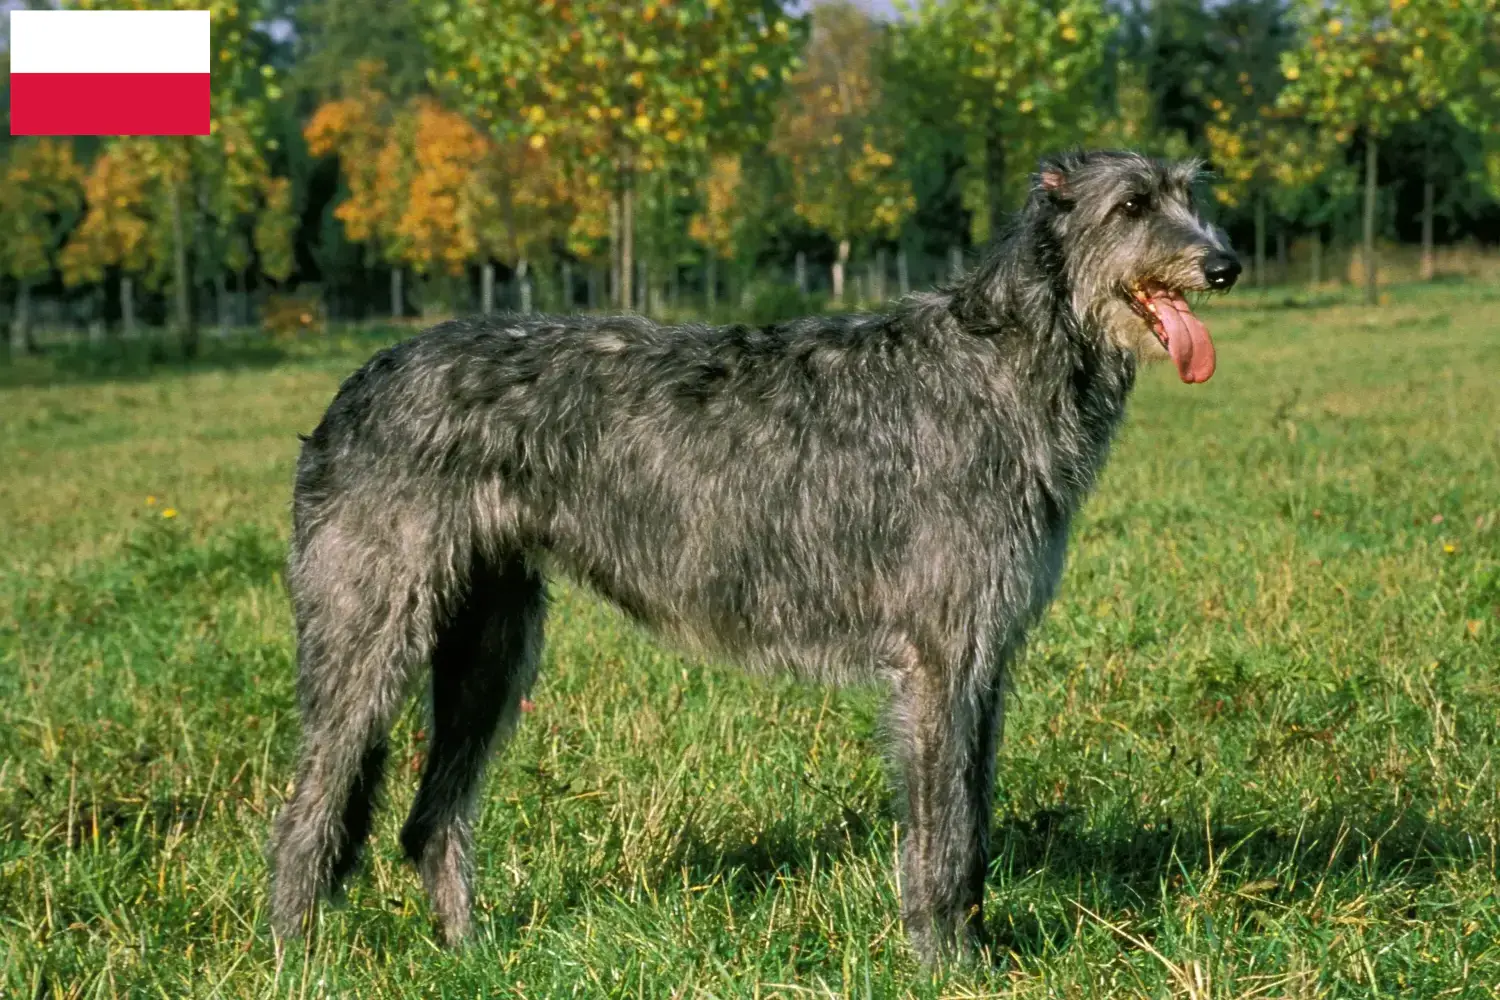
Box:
[890,653,1006,964]
[269,516,449,942]
[400,554,546,945]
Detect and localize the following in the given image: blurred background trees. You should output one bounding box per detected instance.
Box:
[2,0,1499,355]
[771,1,913,302]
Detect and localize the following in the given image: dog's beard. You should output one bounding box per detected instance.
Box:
[1099,299,1168,360]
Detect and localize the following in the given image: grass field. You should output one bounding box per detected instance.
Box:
[2,283,1498,998]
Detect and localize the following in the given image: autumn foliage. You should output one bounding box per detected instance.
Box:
[0,140,85,286]
[306,62,579,279]
[688,156,745,262]
[3,0,1500,345]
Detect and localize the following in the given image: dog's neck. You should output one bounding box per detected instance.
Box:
[932,206,1137,511]
[949,207,1135,394]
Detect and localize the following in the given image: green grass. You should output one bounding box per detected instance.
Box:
[2,284,1498,998]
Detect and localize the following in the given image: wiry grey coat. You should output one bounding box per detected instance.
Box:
[269,150,1237,962]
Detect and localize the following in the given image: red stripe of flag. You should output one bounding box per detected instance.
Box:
[11,74,210,136]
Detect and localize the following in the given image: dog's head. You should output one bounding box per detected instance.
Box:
[1033,150,1240,384]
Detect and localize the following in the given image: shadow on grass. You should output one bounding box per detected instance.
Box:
[0,335,287,389]
[0,326,413,390]
[661,797,1491,960]
[986,804,1492,956]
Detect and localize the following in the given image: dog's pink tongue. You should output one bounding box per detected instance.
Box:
[1151,291,1215,383]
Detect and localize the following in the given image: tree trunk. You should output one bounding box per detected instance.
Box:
[10,280,31,356]
[1421,174,1435,282]
[897,248,910,297]
[1276,228,1287,285]
[874,247,888,303]
[985,128,1006,243]
[390,267,404,319]
[832,238,850,304]
[588,266,600,310]
[949,245,964,281]
[121,274,136,338]
[170,179,196,358]
[481,261,495,315]
[1363,135,1379,305]
[238,267,249,328]
[794,251,807,295]
[1253,193,1266,289]
[668,262,678,309]
[620,176,635,311]
[609,196,621,309]
[517,258,532,314]
[1309,231,1322,287]
[706,257,718,313]
[216,271,230,338]
[561,261,574,312]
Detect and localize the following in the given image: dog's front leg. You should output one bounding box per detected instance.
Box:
[891,663,1004,964]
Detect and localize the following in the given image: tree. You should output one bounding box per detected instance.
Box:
[465,136,575,314]
[305,63,413,316]
[71,0,293,353]
[198,106,299,328]
[1205,103,1332,287]
[1117,0,1224,149]
[892,0,1114,244]
[1279,0,1489,302]
[1092,63,1196,159]
[424,0,801,310]
[64,120,296,343]
[309,65,576,317]
[394,98,490,306]
[62,140,152,335]
[689,154,746,311]
[1173,0,1295,284]
[770,1,914,302]
[291,0,431,101]
[0,139,84,354]
[1434,0,1500,273]
[256,176,298,286]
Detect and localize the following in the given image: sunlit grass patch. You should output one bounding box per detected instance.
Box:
[1,284,1497,997]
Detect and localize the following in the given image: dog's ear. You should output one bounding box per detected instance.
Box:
[1036,165,1074,209]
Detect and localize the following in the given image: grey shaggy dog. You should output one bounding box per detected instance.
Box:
[269,150,1241,963]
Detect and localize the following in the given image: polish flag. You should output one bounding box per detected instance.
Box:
[10,10,210,136]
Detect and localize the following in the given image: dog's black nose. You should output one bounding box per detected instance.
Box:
[1204,253,1242,290]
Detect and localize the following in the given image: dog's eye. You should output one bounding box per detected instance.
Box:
[1120,196,1149,218]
